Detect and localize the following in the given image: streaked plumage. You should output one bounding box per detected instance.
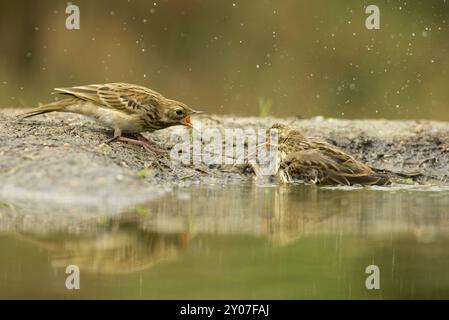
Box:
[21,83,200,151]
[271,123,391,186]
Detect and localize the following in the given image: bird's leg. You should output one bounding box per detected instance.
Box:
[105,128,122,144]
[104,128,167,155]
[105,136,120,144]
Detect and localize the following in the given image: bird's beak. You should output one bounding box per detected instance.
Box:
[181,110,203,128]
[181,115,193,128]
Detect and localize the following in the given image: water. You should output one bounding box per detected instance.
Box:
[1,184,449,299]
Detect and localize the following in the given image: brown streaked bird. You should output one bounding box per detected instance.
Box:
[20,83,201,153]
[269,123,391,186]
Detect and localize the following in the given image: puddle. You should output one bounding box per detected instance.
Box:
[1,184,449,298]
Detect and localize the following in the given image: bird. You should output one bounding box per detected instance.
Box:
[269,123,391,186]
[20,83,201,153]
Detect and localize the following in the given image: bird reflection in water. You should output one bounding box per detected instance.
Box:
[14,216,191,274]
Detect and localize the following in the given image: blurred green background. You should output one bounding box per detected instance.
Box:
[0,0,448,120]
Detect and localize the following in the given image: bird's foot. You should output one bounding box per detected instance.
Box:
[134,133,153,144]
[117,136,167,155]
[135,133,168,155]
[105,132,167,155]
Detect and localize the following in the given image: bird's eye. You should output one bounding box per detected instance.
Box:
[175,109,184,116]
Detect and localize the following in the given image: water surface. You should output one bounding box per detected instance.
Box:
[1,184,449,299]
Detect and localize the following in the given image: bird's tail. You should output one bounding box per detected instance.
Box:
[327,171,391,186]
[374,168,422,179]
[19,98,79,119]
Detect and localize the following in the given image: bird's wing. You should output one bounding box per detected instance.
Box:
[53,83,161,114]
[285,149,341,172]
[284,149,350,185]
[308,137,372,173]
[284,149,389,186]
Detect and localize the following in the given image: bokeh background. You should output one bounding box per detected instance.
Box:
[0,0,448,120]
